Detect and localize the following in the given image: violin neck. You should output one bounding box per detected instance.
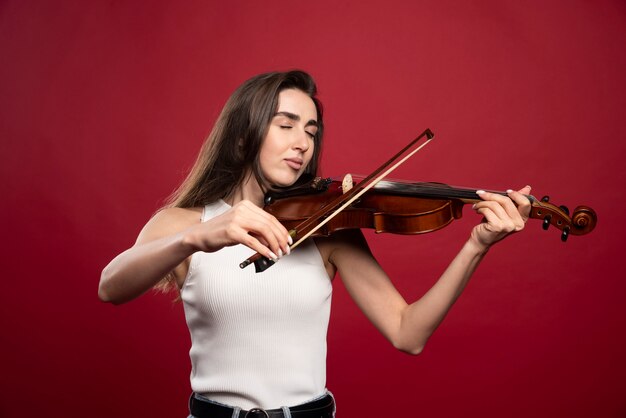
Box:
[373,180,532,203]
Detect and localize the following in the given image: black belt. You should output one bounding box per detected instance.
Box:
[189,392,335,418]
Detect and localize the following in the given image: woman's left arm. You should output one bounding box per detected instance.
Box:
[327,186,531,355]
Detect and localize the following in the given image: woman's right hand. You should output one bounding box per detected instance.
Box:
[190,200,292,261]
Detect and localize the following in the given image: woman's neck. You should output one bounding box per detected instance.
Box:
[224,172,265,207]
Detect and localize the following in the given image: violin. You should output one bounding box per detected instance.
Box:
[263,175,597,239]
[240,129,597,272]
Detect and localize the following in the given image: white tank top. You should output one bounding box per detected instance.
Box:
[181,200,333,409]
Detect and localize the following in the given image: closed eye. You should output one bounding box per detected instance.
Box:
[280,125,315,139]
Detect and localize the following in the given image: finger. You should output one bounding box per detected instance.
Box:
[225,204,282,258]
[239,214,286,259]
[242,202,292,254]
[474,206,516,234]
[477,190,525,227]
[506,186,532,221]
[235,213,293,260]
[238,228,280,261]
[473,197,512,222]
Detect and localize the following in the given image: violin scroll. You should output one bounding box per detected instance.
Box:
[529,196,597,241]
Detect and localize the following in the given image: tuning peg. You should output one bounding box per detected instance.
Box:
[541,195,550,203]
[559,205,570,216]
[561,226,570,242]
[542,215,552,230]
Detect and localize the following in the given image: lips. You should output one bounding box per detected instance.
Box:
[284,157,303,170]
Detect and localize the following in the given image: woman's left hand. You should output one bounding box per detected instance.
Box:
[469,185,532,251]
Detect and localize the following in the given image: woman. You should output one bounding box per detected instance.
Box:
[99,70,531,418]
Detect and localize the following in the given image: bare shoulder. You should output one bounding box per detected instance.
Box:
[135,206,204,245]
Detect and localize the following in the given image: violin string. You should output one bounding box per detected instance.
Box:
[375,181,485,200]
[374,181,538,203]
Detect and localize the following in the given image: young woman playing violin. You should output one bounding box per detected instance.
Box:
[99,70,531,418]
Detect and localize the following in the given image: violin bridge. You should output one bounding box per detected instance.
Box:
[342,173,353,194]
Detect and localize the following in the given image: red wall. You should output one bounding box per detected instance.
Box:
[2,1,625,417]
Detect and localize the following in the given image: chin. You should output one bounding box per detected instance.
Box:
[268,173,302,188]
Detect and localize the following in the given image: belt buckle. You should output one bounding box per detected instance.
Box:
[245,407,270,418]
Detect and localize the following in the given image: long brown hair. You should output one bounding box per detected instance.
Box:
[167,70,324,209]
[156,70,324,293]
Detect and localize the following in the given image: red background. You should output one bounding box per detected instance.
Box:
[1,1,625,417]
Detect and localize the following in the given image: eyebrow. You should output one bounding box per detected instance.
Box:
[274,111,318,128]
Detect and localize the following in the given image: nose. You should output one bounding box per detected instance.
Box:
[293,129,311,153]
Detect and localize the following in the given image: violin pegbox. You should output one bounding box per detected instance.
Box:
[529,195,597,241]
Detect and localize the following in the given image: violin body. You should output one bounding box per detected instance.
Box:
[265,178,465,237]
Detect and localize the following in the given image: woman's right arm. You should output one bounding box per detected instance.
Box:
[98,207,202,304]
[98,202,291,305]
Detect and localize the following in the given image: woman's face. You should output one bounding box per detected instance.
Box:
[259,88,318,187]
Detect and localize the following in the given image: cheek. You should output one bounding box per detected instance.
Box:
[259,138,278,162]
[257,149,274,176]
